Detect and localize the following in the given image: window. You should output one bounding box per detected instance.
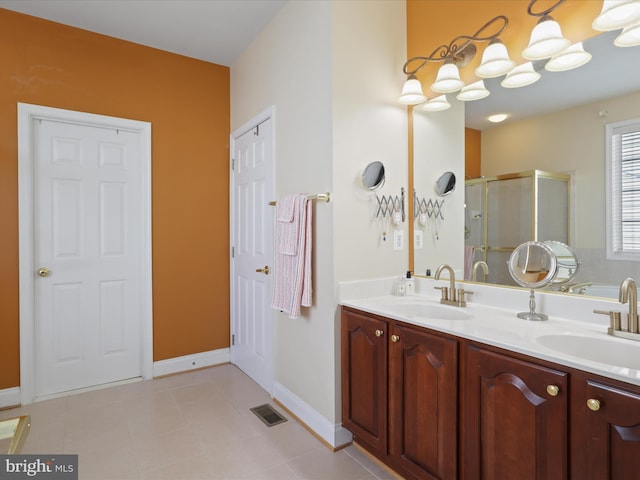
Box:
[607,118,640,260]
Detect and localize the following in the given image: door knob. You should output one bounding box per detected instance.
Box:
[256,266,270,275]
[391,334,400,343]
[546,385,560,397]
[375,329,384,337]
[37,267,50,277]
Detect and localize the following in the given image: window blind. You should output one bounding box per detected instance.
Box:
[611,123,640,255]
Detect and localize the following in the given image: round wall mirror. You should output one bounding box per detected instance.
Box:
[362,161,385,190]
[543,240,579,286]
[508,241,558,321]
[435,171,456,196]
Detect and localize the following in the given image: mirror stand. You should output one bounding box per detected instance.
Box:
[508,241,558,322]
[517,289,548,321]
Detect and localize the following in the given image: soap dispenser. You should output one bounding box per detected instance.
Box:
[405,271,415,295]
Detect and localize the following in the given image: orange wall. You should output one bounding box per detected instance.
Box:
[407,0,602,89]
[0,9,230,389]
[465,128,481,179]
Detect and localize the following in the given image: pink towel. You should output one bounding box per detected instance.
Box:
[277,194,299,255]
[464,245,475,281]
[272,194,312,318]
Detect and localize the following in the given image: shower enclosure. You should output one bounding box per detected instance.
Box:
[465,170,570,285]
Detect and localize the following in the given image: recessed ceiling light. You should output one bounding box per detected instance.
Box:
[488,114,508,123]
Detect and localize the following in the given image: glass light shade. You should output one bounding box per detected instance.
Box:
[501,62,541,88]
[431,63,465,93]
[522,18,571,60]
[545,42,592,72]
[398,77,426,105]
[475,41,515,78]
[456,81,490,101]
[593,0,640,31]
[615,20,640,47]
[421,95,451,112]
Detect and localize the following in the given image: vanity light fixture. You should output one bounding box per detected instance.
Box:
[615,19,640,47]
[399,74,427,105]
[456,80,490,101]
[522,0,571,60]
[593,0,640,31]
[501,62,541,88]
[431,60,465,93]
[421,95,451,112]
[545,42,592,71]
[400,15,511,104]
[475,39,516,78]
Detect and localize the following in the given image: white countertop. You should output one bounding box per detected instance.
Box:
[339,277,640,387]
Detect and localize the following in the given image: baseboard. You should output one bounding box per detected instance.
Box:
[0,387,21,410]
[272,381,353,449]
[153,348,230,377]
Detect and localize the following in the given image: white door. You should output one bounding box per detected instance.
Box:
[18,105,153,401]
[230,112,274,393]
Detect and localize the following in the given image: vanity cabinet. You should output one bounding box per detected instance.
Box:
[342,306,640,480]
[389,324,458,480]
[341,308,388,454]
[570,375,640,479]
[341,307,458,480]
[462,345,569,480]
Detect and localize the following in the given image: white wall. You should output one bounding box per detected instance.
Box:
[412,100,465,277]
[230,0,407,446]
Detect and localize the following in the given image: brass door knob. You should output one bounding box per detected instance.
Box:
[546,385,560,397]
[391,334,400,343]
[587,399,601,411]
[37,267,50,277]
[256,266,270,275]
[375,329,384,337]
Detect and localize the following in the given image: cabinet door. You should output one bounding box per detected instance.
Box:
[389,324,458,480]
[463,346,568,480]
[573,379,640,479]
[341,308,388,454]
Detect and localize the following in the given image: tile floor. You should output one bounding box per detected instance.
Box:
[0,364,398,480]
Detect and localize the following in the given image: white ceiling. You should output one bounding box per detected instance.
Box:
[0,0,287,66]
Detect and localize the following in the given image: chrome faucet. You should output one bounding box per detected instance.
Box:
[620,277,639,334]
[471,261,489,282]
[434,264,472,307]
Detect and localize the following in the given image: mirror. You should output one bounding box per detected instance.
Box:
[508,241,558,321]
[544,240,579,286]
[362,161,385,190]
[435,171,456,196]
[412,29,640,298]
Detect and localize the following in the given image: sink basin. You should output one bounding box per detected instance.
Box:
[390,303,472,321]
[537,334,640,370]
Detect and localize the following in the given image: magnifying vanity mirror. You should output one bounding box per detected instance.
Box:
[435,171,456,196]
[544,240,579,287]
[508,241,558,321]
[410,27,640,299]
[362,161,386,190]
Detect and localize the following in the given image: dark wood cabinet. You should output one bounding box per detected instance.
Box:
[571,375,640,479]
[389,324,458,480]
[341,307,458,480]
[463,345,569,480]
[341,306,640,480]
[341,308,388,454]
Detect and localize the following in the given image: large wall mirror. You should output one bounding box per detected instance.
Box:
[411,28,640,299]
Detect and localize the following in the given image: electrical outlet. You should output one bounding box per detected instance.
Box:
[393,230,404,251]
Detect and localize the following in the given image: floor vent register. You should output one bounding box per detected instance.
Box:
[250,403,288,427]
